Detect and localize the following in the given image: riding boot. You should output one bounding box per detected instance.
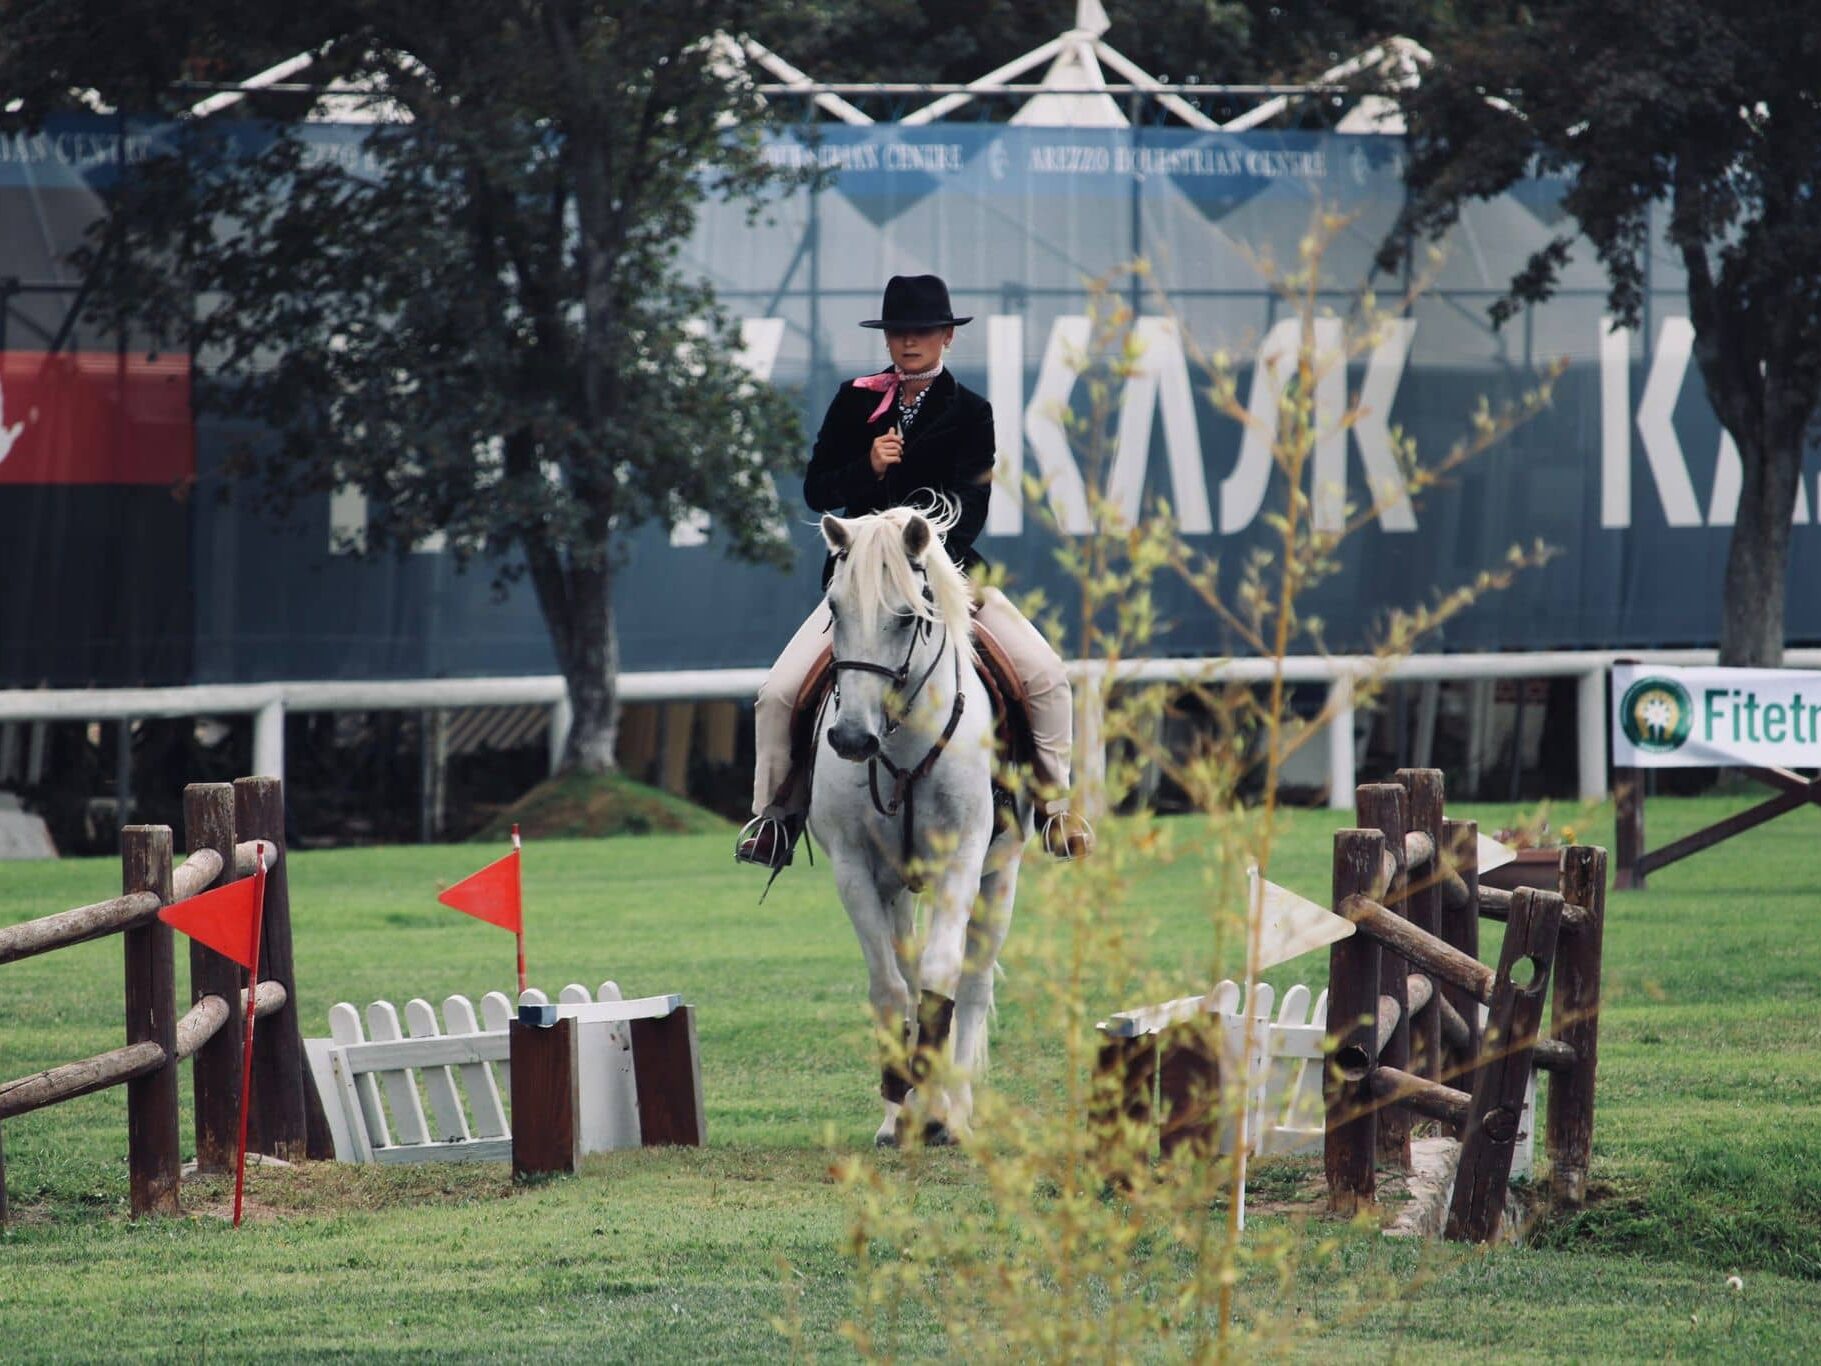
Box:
[734,811,801,870]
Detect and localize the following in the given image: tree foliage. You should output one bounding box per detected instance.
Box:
[3,2,811,770]
[1382,1,1821,664]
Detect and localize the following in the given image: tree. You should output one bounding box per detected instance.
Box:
[2,1,807,772]
[1380,1,1821,666]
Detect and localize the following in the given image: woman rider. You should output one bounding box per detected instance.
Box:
[736,274,1093,871]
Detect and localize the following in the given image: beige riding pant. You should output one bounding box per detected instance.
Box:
[751,587,1074,818]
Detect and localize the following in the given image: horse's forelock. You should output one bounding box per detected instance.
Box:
[828,504,973,649]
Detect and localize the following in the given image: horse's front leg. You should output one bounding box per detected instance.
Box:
[833,862,917,1145]
[874,887,919,1146]
[912,837,989,1143]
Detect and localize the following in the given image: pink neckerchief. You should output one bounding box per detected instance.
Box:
[851,361,944,423]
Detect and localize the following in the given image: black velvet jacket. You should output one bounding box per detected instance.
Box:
[803,369,995,588]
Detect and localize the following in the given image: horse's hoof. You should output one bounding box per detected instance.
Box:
[923,1120,956,1147]
[874,1130,900,1149]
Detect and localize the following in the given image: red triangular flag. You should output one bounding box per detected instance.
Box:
[438,849,522,933]
[160,873,264,970]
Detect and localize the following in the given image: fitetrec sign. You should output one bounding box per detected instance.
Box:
[1612,664,1821,768]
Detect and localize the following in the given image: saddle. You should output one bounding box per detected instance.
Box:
[779,618,1036,808]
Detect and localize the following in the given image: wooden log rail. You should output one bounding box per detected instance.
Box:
[0,983,286,1120]
[0,778,325,1225]
[1328,768,1610,1242]
[0,840,272,966]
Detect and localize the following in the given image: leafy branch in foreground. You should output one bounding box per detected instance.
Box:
[818,207,1560,1360]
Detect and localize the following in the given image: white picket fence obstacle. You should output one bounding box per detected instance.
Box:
[303,982,692,1165]
[1096,977,1534,1175]
[1099,979,1330,1159]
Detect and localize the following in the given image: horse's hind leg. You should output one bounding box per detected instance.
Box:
[949,843,1025,1136]
[913,844,990,1143]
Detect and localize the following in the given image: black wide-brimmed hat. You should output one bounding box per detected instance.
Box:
[860,274,972,329]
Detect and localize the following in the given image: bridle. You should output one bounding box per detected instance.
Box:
[826,564,968,869]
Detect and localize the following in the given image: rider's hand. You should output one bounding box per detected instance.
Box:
[869,426,903,478]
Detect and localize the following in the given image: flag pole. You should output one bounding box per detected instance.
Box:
[232,845,268,1229]
[512,824,526,995]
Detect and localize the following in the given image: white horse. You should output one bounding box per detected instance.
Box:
[809,504,1032,1146]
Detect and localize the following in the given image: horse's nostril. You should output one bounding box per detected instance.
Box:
[828,724,879,761]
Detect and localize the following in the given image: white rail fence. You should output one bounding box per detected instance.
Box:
[8,649,1821,808]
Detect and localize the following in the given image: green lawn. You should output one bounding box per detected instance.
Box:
[2,795,1819,1359]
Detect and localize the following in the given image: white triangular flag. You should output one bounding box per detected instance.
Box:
[1478,834,1517,873]
[1248,865,1354,970]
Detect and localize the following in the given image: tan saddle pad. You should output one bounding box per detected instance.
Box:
[786,620,1037,778]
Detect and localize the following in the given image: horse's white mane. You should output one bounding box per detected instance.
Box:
[824,497,975,652]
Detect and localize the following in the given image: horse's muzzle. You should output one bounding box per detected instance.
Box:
[827,720,880,762]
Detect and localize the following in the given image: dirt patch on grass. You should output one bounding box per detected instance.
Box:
[470,770,731,841]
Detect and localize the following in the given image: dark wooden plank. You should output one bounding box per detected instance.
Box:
[1547,846,1607,1207]
[1440,818,1483,1074]
[630,1007,706,1147]
[1369,1065,1470,1128]
[1531,1038,1579,1074]
[235,777,333,1160]
[183,783,241,1174]
[1395,769,1445,1083]
[1091,1033,1156,1173]
[1156,1022,1219,1160]
[122,825,180,1219]
[1446,887,1563,1243]
[1634,783,1815,878]
[1612,766,1647,889]
[510,1017,578,1177]
[1742,766,1821,802]
[1356,784,1411,1169]
[1326,828,1383,1216]
[1338,895,1496,1006]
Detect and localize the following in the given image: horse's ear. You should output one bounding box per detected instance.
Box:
[821,515,851,553]
[902,513,932,561]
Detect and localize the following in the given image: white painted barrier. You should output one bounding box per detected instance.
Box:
[303,982,684,1165]
[1100,978,1535,1177]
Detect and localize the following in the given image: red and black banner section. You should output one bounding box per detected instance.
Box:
[0,350,194,686]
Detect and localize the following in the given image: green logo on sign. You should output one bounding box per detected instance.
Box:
[1620,677,1694,753]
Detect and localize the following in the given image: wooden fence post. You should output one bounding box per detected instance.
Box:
[1326,828,1383,1215]
[122,825,180,1217]
[1447,887,1564,1243]
[184,783,240,1173]
[511,1016,579,1177]
[1395,769,1444,1083]
[1440,817,1484,1071]
[1548,846,1607,1206]
[1356,784,1411,1170]
[1613,767,1645,889]
[233,777,333,1160]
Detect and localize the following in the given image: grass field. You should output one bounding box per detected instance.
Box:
[3,794,1819,1360]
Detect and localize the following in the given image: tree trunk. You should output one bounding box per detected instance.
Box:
[524,540,621,776]
[1718,418,1805,668]
[561,557,620,774]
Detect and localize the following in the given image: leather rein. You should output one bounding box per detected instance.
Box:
[828,578,967,867]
